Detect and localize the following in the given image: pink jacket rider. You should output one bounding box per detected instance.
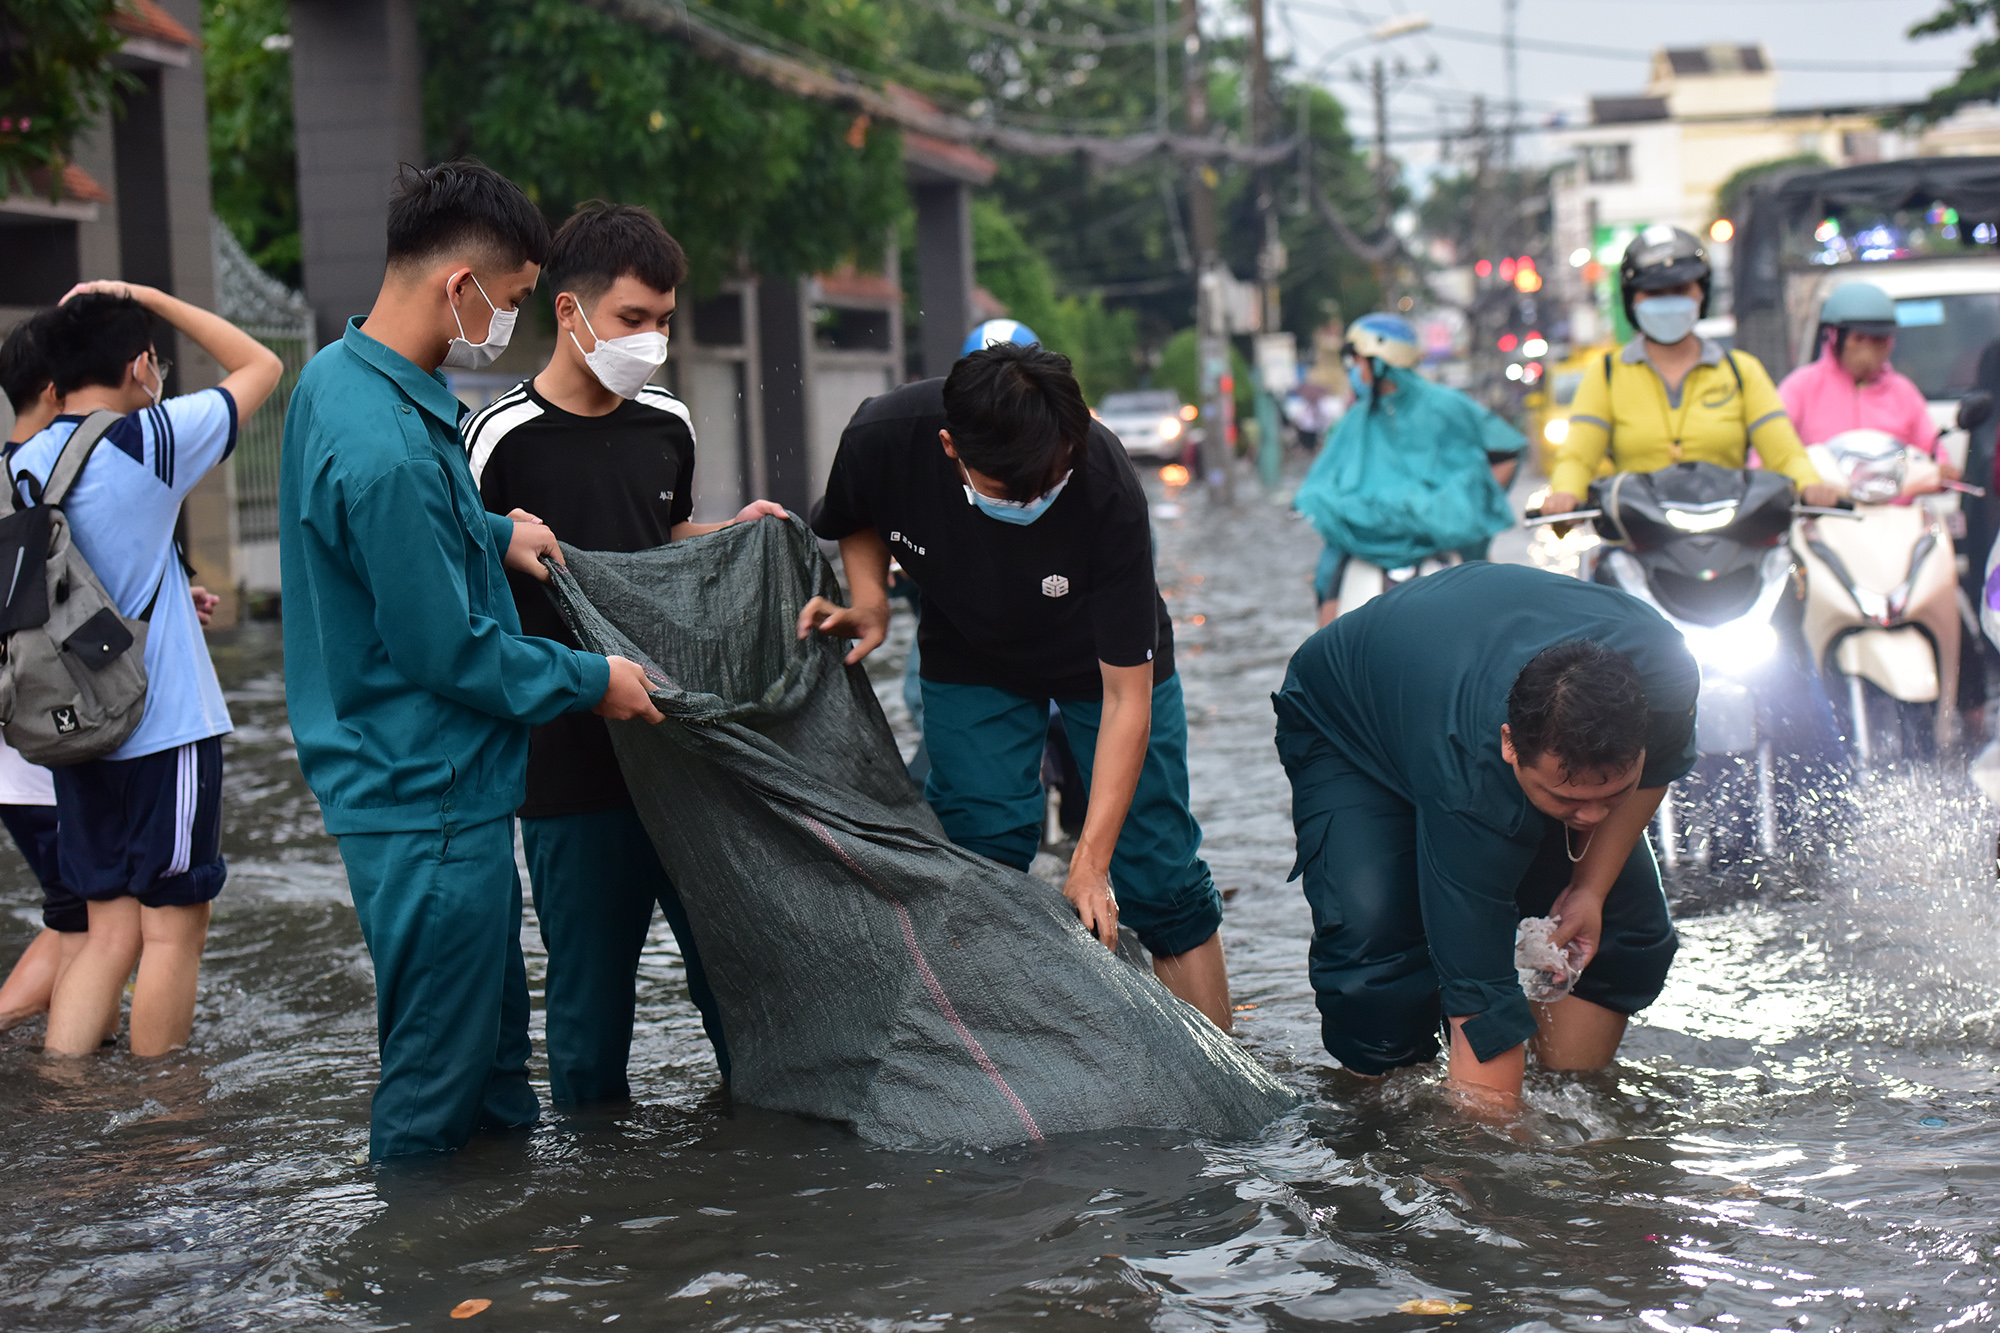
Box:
[1777,331,1938,456]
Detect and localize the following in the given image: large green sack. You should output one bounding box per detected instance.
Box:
[545,516,1295,1147]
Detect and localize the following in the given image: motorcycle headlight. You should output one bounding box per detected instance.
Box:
[1544,418,1570,445]
[1158,416,1183,441]
[1682,620,1779,670]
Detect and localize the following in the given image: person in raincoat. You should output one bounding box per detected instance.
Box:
[1295,313,1521,627]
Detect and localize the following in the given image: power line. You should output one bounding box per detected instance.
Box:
[586,0,1301,166]
[1282,0,1963,72]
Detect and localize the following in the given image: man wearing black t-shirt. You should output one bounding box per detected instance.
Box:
[802,344,1231,1029]
[464,203,784,1101]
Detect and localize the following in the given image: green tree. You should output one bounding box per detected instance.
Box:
[0,0,130,199]
[1909,1,2000,121]
[421,0,908,288]
[971,197,1137,398]
[1716,153,1829,222]
[205,0,300,285]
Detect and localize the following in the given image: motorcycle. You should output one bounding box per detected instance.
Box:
[1794,424,1981,765]
[1336,552,1463,614]
[1528,463,1843,868]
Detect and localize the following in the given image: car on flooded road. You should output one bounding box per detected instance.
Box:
[1096,389,1191,462]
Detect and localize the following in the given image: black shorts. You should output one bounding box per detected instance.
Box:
[52,737,225,908]
[0,804,85,932]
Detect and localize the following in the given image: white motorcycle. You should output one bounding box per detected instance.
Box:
[1797,403,1991,764]
[1335,552,1463,614]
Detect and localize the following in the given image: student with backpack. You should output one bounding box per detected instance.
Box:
[13,283,283,1057]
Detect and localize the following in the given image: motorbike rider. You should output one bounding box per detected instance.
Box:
[1777,281,1955,479]
[1295,312,1521,627]
[1542,226,1840,516]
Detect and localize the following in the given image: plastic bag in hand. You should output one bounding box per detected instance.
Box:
[1515,915,1585,1002]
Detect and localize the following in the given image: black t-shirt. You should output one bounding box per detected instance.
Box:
[810,378,1172,700]
[464,378,696,818]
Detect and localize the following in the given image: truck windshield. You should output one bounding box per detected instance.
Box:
[1891,293,2000,399]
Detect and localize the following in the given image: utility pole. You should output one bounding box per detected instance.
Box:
[1181,0,1233,499]
[1249,0,1285,490]
[1502,0,1519,169]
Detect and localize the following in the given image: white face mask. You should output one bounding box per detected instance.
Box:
[135,353,163,409]
[567,298,669,399]
[441,272,517,370]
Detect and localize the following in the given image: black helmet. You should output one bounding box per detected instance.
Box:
[1619,225,1711,325]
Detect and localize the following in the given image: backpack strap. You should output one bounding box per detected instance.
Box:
[14,409,124,512]
[1603,350,1614,384]
[1723,348,1745,392]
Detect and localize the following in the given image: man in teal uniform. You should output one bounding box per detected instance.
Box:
[280,162,663,1158]
[1274,562,1696,1105]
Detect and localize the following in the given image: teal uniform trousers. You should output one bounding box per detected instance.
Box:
[919,673,1221,958]
[338,817,538,1159]
[522,807,730,1102]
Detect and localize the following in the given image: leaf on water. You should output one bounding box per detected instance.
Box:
[530,1245,581,1252]
[450,1298,492,1318]
[1399,1299,1473,1315]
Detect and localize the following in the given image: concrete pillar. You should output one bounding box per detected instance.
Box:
[913,181,974,379]
[289,0,425,350]
[156,0,239,625]
[757,277,812,514]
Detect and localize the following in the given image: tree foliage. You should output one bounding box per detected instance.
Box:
[1909,1,2000,122]
[205,0,300,285]
[0,0,131,199]
[421,0,908,289]
[1715,153,1830,222]
[970,197,1137,399]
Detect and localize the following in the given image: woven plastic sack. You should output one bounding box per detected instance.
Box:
[544,516,1296,1147]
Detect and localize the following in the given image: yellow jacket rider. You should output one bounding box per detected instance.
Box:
[1542,226,1838,515]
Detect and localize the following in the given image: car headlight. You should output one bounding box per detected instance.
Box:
[1544,418,1569,445]
[1682,620,1779,670]
[1158,417,1183,440]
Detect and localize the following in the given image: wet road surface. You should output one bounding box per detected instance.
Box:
[1,466,1998,1330]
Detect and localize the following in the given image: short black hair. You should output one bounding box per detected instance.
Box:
[41,294,155,397]
[1506,640,1649,778]
[0,312,54,414]
[385,159,550,273]
[940,343,1090,501]
[546,202,687,307]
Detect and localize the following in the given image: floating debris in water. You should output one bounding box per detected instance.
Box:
[1399,1299,1473,1315]
[449,1298,491,1319]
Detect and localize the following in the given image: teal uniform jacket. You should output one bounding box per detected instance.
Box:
[1274,563,1697,1058]
[279,319,612,835]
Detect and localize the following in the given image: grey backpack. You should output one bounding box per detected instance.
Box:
[0,410,161,765]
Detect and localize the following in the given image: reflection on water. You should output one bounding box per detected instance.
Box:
[1,473,1997,1330]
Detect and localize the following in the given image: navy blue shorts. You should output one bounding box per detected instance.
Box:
[53,737,225,908]
[0,804,85,932]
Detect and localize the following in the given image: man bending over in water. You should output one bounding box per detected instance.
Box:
[1273,562,1695,1107]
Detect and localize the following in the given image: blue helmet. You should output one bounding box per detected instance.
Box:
[962,319,1041,355]
[1343,312,1422,369]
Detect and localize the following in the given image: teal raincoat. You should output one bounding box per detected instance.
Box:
[1293,366,1520,567]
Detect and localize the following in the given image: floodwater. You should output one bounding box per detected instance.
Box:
[3,468,2000,1331]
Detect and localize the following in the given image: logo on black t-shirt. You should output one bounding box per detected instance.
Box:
[1041,575,1070,598]
[890,530,927,557]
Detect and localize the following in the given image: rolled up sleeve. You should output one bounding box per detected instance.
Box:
[347,459,609,724]
[1415,808,1538,1063]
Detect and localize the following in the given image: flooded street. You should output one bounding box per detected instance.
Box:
[3,470,2000,1331]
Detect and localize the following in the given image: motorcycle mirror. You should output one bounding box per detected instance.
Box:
[1958,390,1994,432]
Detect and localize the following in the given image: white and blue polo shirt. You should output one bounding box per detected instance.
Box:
[10,389,238,761]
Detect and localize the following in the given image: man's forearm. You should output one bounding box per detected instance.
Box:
[1072,668,1151,875]
[840,529,893,608]
[134,284,271,376]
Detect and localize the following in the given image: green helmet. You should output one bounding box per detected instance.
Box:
[1819,283,1897,337]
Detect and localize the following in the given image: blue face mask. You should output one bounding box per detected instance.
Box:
[1634,294,1700,346]
[960,461,1072,526]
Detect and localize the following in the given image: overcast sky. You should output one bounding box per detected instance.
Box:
[1267,0,1986,178]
